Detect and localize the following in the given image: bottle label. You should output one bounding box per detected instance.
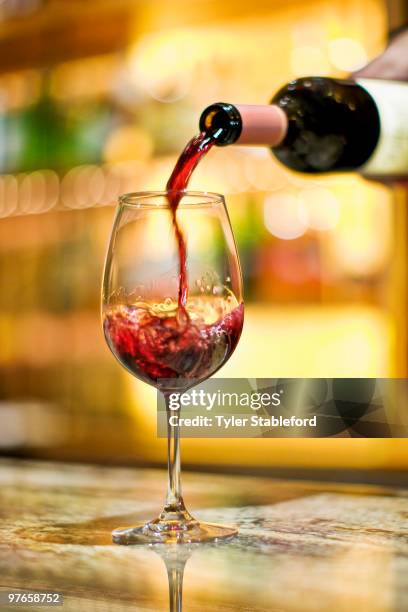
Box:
[357,78,408,176]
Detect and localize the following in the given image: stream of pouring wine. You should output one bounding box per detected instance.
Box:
[166,132,214,313]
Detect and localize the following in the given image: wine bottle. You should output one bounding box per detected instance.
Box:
[199,77,408,177]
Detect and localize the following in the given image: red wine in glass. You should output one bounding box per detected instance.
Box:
[104,299,244,391]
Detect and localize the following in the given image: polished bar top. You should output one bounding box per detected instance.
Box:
[0,459,407,611]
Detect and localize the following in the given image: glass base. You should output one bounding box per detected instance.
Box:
[112,520,237,545]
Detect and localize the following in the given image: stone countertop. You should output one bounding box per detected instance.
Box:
[0,459,407,611]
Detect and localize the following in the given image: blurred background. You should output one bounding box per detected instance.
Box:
[0,0,407,481]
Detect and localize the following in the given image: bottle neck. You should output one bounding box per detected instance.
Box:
[199,102,288,147]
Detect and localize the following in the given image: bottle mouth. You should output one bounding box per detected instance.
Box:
[200,102,288,147]
[119,190,225,209]
[199,103,242,146]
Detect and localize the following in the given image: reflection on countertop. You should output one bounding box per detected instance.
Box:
[0,459,407,611]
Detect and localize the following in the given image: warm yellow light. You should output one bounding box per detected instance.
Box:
[0,69,41,110]
[263,192,306,240]
[61,165,105,209]
[110,160,149,195]
[298,187,340,231]
[244,148,288,192]
[0,175,18,217]
[187,148,249,195]
[138,157,174,192]
[140,209,175,262]
[290,46,330,76]
[216,304,392,378]
[328,38,368,72]
[100,165,122,205]
[19,171,47,214]
[103,125,153,164]
[50,55,119,101]
[178,213,215,256]
[127,30,199,103]
[327,178,392,276]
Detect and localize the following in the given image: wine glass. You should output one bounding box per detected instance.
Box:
[102,191,244,544]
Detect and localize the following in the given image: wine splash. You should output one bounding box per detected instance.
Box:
[104,299,243,390]
[166,132,214,311]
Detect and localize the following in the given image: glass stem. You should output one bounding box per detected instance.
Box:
[167,563,185,612]
[164,394,184,511]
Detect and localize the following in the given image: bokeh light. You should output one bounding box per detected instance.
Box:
[327,179,392,276]
[328,38,368,72]
[263,192,306,240]
[298,187,340,231]
[0,174,18,217]
[127,30,198,103]
[244,148,289,192]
